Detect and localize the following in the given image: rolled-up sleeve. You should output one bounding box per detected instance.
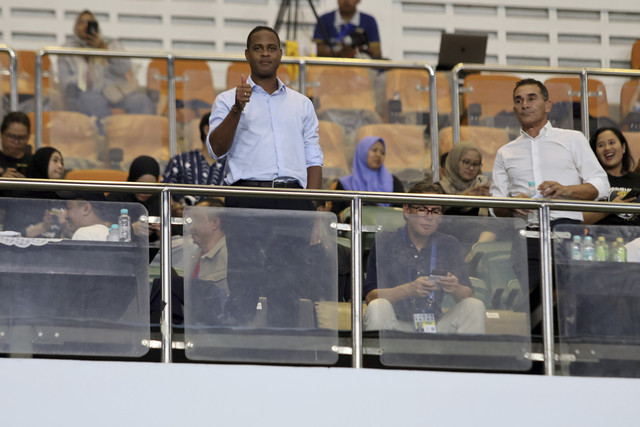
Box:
[302,98,323,168]
[207,92,233,160]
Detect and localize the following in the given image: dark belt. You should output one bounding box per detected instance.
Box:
[233,179,301,189]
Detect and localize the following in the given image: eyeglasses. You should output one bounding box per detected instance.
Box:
[2,132,29,143]
[460,159,482,169]
[409,205,443,216]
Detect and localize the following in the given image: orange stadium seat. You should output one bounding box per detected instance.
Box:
[462,74,521,124]
[355,123,428,183]
[438,125,510,173]
[620,79,640,122]
[384,69,452,121]
[545,77,610,118]
[147,59,215,122]
[27,111,99,161]
[65,169,128,182]
[1,50,53,97]
[318,120,349,186]
[632,40,640,70]
[624,132,640,171]
[306,65,377,114]
[104,114,169,165]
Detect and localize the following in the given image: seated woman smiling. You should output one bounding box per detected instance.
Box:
[584,127,640,225]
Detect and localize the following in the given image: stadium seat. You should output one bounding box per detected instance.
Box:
[632,39,640,70]
[307,65,377,114]
[384,69,451,123]
[318,120,349,186]
[620,79,640,124]
[438,125,510,173]
[545,77,610,118]
[0,50,54,97]
[147,59,215,121]
[65,169,128,181]
[355,123,428,183]
[462,74,521,125]
[104,114,169,164]
[27,111,99,162]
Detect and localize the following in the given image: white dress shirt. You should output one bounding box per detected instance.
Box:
[490,121,610,221]
[207,76,323,188]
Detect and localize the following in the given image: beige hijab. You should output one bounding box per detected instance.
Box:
[439,141,483,194]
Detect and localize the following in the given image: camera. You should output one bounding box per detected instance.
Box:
[87,20,98,35]
[342,28,368,48]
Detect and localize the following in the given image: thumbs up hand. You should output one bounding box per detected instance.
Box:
[234,75,252,111]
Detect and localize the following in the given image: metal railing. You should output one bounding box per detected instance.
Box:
[33,48,439,178]
[0,45,18,111]
[3,178,640,375]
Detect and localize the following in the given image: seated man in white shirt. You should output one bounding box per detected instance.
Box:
[65,197,111,241]
[490,78,610,332]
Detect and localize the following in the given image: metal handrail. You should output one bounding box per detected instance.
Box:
[3,178,640,370]
[34,48,438,179]
[0,45,18,111]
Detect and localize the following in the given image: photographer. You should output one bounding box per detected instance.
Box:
[58,10,154,129]
[313,0,382,59]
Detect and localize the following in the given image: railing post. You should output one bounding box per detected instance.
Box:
[35,51,44,150]
[428,65,440,182]
[539,203,555,375]
[580,69,590,139]
[351,196,363,368]
[160,188,173,363]
[167,55,177,159]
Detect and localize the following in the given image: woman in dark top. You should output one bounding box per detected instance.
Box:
[585,127,640,226]
[107,155,161,241]
[329,136,404,219]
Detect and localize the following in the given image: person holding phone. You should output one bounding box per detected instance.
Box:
[363,180,486,334]
[583,127,640,225]
[58,10,154,129]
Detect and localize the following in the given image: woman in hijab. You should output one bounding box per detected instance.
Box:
[6,147,67,237]
[107,155,161,241]
[329,136,404,217]
[436,140,490,216]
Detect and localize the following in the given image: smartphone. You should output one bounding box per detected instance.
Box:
[87,21,98,35]
[475,174,487,186]
[428,269,448,286]
[624,188,640,202]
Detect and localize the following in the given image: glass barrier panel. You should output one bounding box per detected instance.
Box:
[0,50,9,121]
[183,206,339,365]
[366,212,531,371]
[554,224,640,378]
[0,197,150,357]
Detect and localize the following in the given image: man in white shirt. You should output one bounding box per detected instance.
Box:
[65,199,110,241]
[490,78,609,334]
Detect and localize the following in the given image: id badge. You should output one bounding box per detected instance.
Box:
[413,312,436,333]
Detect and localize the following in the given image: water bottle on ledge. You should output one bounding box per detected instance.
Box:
[570,235,582,260]
[595,236,609,261]
[118,208,131,242]
[611,237,627,262]
[107,224,120,242]
[582,236,595,261]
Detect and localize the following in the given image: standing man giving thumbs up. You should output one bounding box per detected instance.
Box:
[207,25,323,210]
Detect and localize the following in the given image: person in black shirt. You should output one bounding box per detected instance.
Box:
[0,112,31,178]
[584,127,640,226]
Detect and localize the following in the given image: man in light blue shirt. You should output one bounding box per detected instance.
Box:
[205,26,323,326]
[207,26,323,201]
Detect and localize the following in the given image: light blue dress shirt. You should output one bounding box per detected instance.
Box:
[207,76,323,188]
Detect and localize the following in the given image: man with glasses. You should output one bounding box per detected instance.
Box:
[0,112,31,178]
[363,181,485,333]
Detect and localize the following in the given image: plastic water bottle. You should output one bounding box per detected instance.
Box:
[570,235,582,260]
[582,235,595,261]
[595,236,609,261]
[118,208,131,242]
[527,181,539,228]
[612,237,627,262]
[389,91,402,123]
[107,224,120,242]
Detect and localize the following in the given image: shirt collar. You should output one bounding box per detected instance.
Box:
[200,236,226,259]
[246,75,286,94]
[519,120,552,140]
[335,10,361,27]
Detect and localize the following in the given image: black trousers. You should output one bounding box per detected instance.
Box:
[224,186,315,327]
